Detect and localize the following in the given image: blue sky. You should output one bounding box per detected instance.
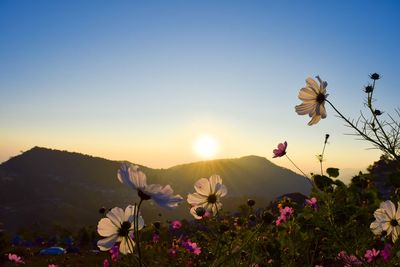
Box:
[1,0,400,181]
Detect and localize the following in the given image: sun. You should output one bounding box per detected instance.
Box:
[193,134,219,159]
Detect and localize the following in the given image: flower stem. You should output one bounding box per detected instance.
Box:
[285,154,312,186]
[134,200,144,267]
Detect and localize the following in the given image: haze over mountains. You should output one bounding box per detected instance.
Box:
[0,147,310,233]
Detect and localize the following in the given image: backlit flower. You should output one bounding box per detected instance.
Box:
[187,175,227,215]
[370,200,400,243]
[118,163,183,209]
[295,76,329,125]
[272,141,287,158]
[97,205,144,254]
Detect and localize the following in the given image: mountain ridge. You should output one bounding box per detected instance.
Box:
[0,146,310,233]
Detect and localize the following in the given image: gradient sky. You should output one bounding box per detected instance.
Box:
[1,0,400,182]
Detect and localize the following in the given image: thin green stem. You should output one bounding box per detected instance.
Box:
[285,154,312,186]
[135,200,144,267]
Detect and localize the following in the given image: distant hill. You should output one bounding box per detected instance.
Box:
[0,147,310,233]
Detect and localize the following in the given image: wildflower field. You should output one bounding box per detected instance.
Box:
[2,74,400,267]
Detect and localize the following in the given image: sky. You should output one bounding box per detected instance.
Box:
[1,0,400,182]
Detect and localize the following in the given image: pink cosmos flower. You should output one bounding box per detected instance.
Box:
[103,259,110,267]
[280,206,294,217]
[182,239,201,255]
[275,215,286,226]
[305,197,318,209]
[48,265,58,267]
[171,220,182,230]
[364,248,380,263]
[337,251,361,266]
[381,243,392,261]
[152,233,160,243]
[315,265,323,267]
[8,253,24,264]
[273,141,287,158]
[110,244,119,262]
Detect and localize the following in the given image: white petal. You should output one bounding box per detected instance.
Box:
[194,178,211,196]
[107,207,125,227]
[187,192,207,206]
[295,102,317,115]
[190,206,203,219]
[392,226,400,243]
[117,163,136,190]
[215,184,227,197]
[381,200,396,218]
[130,167,147,190]
[396,202,400,221]
[119,237,135,254]
[370,220,383,235]
[306,77,319,93]
[97,234,118,251]
[320,103,327,118]
[298,87,317,100]
[124,205,137,223]
[308,115,321,126]
[97,218,118,237]
[209,175,222,193]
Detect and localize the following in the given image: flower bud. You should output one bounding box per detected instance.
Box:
[370,73,380,80]
[195,207,206,217]
[249,214,256,222]
[262,211,274,224]
[99,207,106,214]
[364,85,373,93]
[247,199,256,207]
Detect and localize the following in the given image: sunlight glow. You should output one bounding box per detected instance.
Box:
[193,134,219,159]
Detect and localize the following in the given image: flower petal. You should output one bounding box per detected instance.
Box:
[97,234,119,251]
[107,207,125,227]
[381,200,396,218]
[209,175,222,193]
[119,237,135,254]
[194,178,211,196]
[308,115,321,126]
[98,218,119,237]
[215,183,227,198]
[187,192,207,206]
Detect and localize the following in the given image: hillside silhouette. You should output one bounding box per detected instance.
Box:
[0,147,310,233]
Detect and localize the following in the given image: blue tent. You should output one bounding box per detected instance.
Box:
[39,247,66,255]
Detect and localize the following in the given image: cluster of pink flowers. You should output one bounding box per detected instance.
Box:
[182,239,201,255]
[364,248,380,263]
[8,253,24,265]
[305,197,318,209]
[276,206,294,226]
[337,251,361,266]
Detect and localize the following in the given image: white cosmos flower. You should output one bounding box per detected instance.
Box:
[117,163,183,209]
[370,200,400,243]
[97,205,144,254]
[187,175,227,215]
[295,76,329,125]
